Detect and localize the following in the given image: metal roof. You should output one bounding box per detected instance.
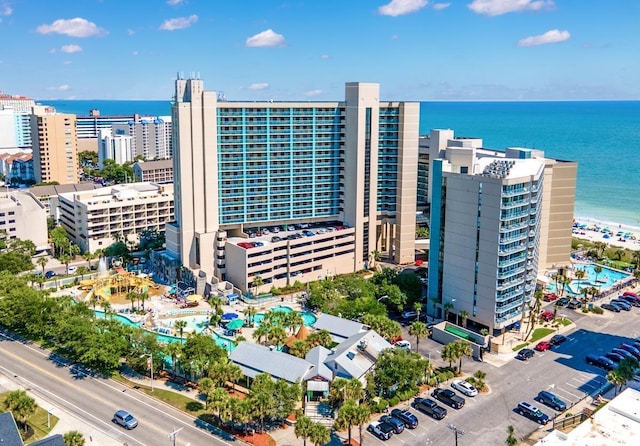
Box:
[312,313,366,342]
[229,342,313,383]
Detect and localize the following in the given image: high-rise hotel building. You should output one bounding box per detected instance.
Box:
[30,106,79,185]
[166,78,418,292]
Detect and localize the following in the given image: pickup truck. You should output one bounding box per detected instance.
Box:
[432,388,465,409]
[412,397,447,419]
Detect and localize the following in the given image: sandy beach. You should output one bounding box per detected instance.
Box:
[572,217,640,250]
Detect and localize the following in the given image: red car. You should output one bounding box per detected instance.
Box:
[543,293,559,302]
[540,311,555,322]
[535,341,551,351]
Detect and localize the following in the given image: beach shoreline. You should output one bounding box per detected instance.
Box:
[572,216,640,250]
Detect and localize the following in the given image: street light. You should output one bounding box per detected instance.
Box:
[377,295,389,302]
[448,423,465,446]
[140,354,153,391]
[168,427,183,446]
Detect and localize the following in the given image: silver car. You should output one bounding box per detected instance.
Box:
[113,410,138,429]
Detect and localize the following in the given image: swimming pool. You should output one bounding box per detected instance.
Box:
[545,263,631,296]
[253,305,317,326]
[93,311,235,351]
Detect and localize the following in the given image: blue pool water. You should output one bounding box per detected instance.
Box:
[253,305,317,326]
[545,264,630,296]
[93,311,235,351]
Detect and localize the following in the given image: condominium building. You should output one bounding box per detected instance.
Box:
[422,129,577,271]
[113,116,172,160]
[0,190,48,251]
[30,106,79,185]
[98,129,133,167]
[133,159,173,183]
[57,182,174,253]
[29,182,102,218]
[0,93,35,113]
[0,107,32,149]
[166,77,419,293]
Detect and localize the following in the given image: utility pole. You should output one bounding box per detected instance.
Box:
[168,427,183,446]
[448,423,465,446]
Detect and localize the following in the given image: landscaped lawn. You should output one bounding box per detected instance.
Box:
[0,392,59,444]
[530,327,555,343]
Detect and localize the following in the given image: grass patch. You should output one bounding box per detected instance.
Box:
[121,379,207,415]
[530,327,555,343]
[513,343,528,351]
[0,392,59,444]
[556,317,573,326]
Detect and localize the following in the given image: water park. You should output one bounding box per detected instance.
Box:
[544,263,632,297]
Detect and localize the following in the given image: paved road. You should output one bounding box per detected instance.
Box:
[379,301,639,445]
[0,330,238,446]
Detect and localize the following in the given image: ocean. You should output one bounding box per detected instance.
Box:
[45,99,640,230]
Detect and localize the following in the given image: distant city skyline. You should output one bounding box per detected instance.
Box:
[1,0,638,101]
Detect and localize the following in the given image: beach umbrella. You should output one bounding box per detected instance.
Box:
[226,318,244,330]
[222,312,239,321]
[187,294,203,302]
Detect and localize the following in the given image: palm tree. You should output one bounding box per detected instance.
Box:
[253,323,270,345]
[559,275,571,297]
[594,241,607,258]
[99,300,112,318]
[267,325,287,349]
[441,343,457,369]
[454,340,473,374]
[63,430,85,446]
[294,414,314,446]
[606,369,627,395]
[353,404,371,446]
[574,269,586,291]
[37,256,47,275]
[207,387,229,425]
[593,264,603,285]
[198,377,214,409]
[174,319,188,342]
[413,301,423,321]
[459,310,470,328]
[3,389,36,432]
[165,341,182,378]
[632,250,640,269]
[505,425,517,446]
[138,289,149,311]
[309,422,331,446]
[126,291,137,311]
[335,399,359,446]
[244,306,258,327]
[60,253,72,276]
[252,274,264,297]
[345,378,364,402]
[408,321,429,353]
[443,301,454,322]
[289,340,310,358]
[83,251,96,272]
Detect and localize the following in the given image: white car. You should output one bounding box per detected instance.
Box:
[451,379,478,397]
[395,340,411,351]
[67,266,77,275]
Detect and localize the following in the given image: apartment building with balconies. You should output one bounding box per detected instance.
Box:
[57,182,174,253]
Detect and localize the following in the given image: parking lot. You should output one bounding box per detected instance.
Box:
[370,290,640,445]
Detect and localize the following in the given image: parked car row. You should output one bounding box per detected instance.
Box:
[586,338,640,371]
[601,292,640,313]
[368,408,419,441]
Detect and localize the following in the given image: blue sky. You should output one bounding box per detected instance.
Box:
[1,0,638,101]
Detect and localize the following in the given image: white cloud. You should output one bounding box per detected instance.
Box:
[379,0,428,17]
[159,14,198,31]
[63,60,72,65]
[305,89,322,97]
[127,29,135,36]
[468,0,554,16]
[49,48,56,53]
[246,29,286,47]
[320,54,329,59]
[518,29,569,47]
[47,85,70,91]
[432,2,451,10]
[167,0,185,5]
[391,34,400,40]
[132,51,138,56]
[61,44,82,53]
[36,17,107,37]
[248,83,269,90]
[0,3,12,16]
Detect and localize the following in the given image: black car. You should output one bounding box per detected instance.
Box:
[619,343,640,360]
[516,348,535,361]
[611,348,635,361]
[549,334,567,346]
[45,270,57,279]
[390,408,418,429]
[412,397,447,419]
[620,295,640,307]
[379,415,404,434]
[431,388,465,409]
[605,351,625,363]
[567,299,582,309]
[536,391,567,411]
[516,401,550,424]
[555,297,570,307]
[586,354,616,371]
[601,303,621,312]
[610,300,631,311]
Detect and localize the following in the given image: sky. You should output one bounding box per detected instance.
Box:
[0,0,638,101]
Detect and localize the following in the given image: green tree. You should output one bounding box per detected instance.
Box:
[443,301,454,322]
[309,422,331,446]
[408,321,429,353]
[252,275,264,297]
[174,319,188,342]
[289,340,310,358]
[63,430,85,446]
[454,340,473,374]
[198,377,214,409]
[505,425,517,446]
[459,310,470,328]
[353,404,370,446]
[441,343,457,369]
[607,369,627,395]
[36,256,48,275]
[164,341,182,378]
[294,414,314,446]
[252,322,270,345]
[244,306,258,326]
[4,389,37,432]
[574,268,586,291]
[207,387,229,425]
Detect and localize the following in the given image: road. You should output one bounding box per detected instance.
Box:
[0,330,239,446]
[380,301,639,445]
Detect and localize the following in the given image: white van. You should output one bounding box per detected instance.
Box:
[395,340,411,351]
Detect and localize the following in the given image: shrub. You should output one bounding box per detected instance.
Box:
[388,396,400,407]
[269,286,281,296]
[374,398,389,413]
[590,306,604,314]
[395,388,416,403]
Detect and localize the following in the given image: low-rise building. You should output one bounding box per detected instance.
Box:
[57,182,174,253]
[0,190,48,251]
[133,159,173,183]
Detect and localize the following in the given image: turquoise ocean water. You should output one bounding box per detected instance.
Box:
[46,100,640,230]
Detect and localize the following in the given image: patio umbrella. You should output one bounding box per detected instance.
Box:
[226,318,244,330]
[222,312,239,321]
[187,294,203,302]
